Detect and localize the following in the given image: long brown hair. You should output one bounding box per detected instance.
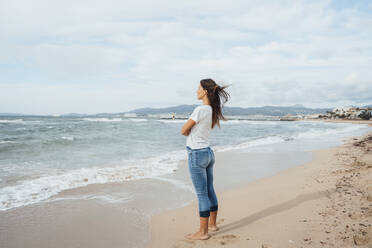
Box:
[200,78,231,129]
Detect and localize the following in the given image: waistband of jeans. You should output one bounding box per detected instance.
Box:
[186,146,211,151]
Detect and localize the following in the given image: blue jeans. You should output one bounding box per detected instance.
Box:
[186,146,218,217]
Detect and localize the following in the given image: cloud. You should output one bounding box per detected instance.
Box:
[0,0,371,114]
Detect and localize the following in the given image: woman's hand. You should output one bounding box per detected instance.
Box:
[184,129,191,136]
[181,119,196,136]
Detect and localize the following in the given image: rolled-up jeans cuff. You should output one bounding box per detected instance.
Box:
[199,210,210,217]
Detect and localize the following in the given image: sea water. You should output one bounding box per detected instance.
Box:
[1,116,371,211]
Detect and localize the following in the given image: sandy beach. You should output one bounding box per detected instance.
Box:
[146,119,372,248]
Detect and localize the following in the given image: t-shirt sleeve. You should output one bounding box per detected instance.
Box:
[188,107,201,124]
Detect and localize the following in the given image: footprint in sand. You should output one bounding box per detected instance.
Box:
[172,239,195,248]
[174,218,228,247]
[214,234,239,245]
[217,218,225,224]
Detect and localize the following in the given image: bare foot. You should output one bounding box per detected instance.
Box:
[185,231,210,240]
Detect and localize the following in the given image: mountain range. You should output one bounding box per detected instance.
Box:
[0,104,346,117]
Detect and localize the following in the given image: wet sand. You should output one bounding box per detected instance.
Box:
[146,119,372,248]
[0,146,313,248]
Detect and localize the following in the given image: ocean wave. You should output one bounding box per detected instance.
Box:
[157,119,185,123]
[82,118,123,122]
[128,118,148,122]
[48,193,134,204]
[0,149,186,211]
[0,119,43,125]
[220,120,279,125]
[0,119,24,124]
[214,135,288,152]
[82,117,148,122]
[293,124,365,139]
[0,140,17,144]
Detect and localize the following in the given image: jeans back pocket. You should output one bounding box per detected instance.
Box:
[194,150,209,168]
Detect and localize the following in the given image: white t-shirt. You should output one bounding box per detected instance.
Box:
[186,104,213,149]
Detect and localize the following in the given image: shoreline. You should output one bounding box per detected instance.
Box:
[1,119,371,248]
[146,119,372,248]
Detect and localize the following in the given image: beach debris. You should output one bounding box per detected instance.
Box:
[367,193,372,202]
[353,234,370,245]
[221,234,237,240]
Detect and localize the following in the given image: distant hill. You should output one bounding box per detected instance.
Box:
[123,104,333,117]
[0,104,346,117]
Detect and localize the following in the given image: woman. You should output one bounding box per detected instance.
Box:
[181,78,230,240]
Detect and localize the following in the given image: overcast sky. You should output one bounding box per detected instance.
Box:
[0,0,371,115]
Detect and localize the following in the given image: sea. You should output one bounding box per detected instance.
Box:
[1,115,372,213]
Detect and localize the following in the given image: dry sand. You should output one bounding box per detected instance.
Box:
[146,119,372,248]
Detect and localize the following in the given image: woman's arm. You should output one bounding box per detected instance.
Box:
[181,119,196,136]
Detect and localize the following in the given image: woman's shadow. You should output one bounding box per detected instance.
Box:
[212,188,335,235]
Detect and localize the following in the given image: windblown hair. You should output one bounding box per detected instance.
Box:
[200,78,231,129]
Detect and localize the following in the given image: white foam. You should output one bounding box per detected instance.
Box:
[123,113,137,117]
[128,118,148,122]
[0,140,16,144]
[0,119,24,123]
[220,120,279,125]
[83,117,123,122]
[0,149,186,211]
[61,136,75,141]
[157,119,186,123]
[0,119,42,125]
[49,193,133,204]
[294,124,367,139]
[214,135,287,152]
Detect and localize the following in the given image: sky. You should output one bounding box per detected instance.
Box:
[0,0,371,115]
